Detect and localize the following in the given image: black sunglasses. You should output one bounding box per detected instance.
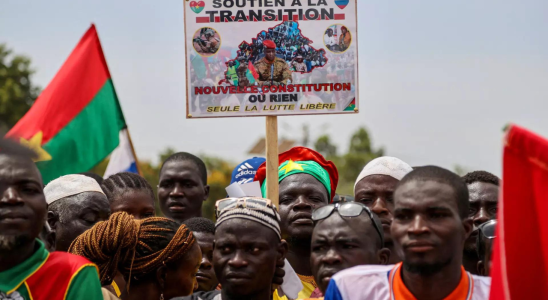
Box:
[478,219,496,239]
[312,202,384,246]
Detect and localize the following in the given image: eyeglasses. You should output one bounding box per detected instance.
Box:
[312,202,384,246]
[215,197,277,218]
[478,219,497,239]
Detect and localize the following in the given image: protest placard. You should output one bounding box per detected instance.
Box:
[184,0,358,118]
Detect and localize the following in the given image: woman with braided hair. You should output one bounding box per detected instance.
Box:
[69,212,201,300]
[102,172,156,220]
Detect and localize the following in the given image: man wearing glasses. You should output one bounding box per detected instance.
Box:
[308,202,390,298]
[461,171,499,274]
[324,166,491,300]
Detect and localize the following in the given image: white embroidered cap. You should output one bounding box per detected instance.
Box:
[354,156,413,191]
[44,174,105,205]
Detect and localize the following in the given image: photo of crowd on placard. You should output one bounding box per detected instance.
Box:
[193,27,221,56]
[324,24,352,53]
[233,21,327,72]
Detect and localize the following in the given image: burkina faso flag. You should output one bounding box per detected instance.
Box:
[6,24,126,183]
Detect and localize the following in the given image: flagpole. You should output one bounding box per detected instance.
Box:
[125,128,143,176]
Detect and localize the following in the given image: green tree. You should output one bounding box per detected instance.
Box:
[0,44,41,132]
[313,127,384,195]
[314,134,337,158]
[341,127,384,192]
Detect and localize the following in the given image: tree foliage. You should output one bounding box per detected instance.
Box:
[313,127,384,196]
[0,44,40,132]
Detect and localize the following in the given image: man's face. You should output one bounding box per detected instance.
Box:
[214,219,283,298]
[265,49,276,61]
[311,213,385,292]
[327,30,333,37]
[194,231,219,292]
[158,160,209,223]
[279,174,329,241]
[110,190,155,220]
[465,182,499,253]
[0,155,46,251]
[392,180,472,275]
[297,58,304,63]
[52,192,110,252]
[355,175,399,262]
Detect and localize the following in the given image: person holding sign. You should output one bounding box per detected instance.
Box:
[254,40,292,86]
[254,147,338,300]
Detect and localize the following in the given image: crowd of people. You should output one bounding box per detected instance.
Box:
[0,138,498,300]
[239,21,327,69]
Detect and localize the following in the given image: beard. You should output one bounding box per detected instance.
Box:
[403,258,452,277]
[0,234,30,251]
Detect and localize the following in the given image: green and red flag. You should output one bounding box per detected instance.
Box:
[6,24,127,183]
[344,98,356,111]
[246,61,259,84]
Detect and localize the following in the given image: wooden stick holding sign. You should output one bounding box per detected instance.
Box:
[265,116,279,209]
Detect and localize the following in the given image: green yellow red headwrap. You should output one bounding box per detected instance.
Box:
[254,147,339,202]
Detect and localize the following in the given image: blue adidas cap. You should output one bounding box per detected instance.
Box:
[231,157,266,185]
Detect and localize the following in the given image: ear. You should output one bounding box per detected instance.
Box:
[377,247,391,265]
[156,265,167,293]
[203,185,210,202]
[47,211,59,230]
[462,217,474,241]
[45,230,56,252]
[477,260,485,276]
[277,239,289,265]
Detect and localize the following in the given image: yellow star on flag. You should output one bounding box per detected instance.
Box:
[20,131,52,162]
[280,160,304,174]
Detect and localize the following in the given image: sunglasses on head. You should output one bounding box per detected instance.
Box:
[478,219,496,239]
[312,202,384,246]
[215,197,277,218]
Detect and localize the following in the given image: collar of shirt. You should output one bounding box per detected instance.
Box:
[389,262,473,300]
[0,239,49,294]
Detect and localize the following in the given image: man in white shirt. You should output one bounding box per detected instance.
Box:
[324,166,491,300]
[324,29,338,52]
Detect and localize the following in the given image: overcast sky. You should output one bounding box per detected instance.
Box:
[1,0,547,177]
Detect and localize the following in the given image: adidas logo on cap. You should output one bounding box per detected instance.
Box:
[237,162,254,172]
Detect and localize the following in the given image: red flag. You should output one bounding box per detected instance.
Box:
[490,125,548,299]
[248,61,259,80]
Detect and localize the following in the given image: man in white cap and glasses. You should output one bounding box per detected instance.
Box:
[45,174,111,252]
[354,157,412,264]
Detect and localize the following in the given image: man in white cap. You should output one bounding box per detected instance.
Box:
[354,157,413,264]
[45,174,110,251]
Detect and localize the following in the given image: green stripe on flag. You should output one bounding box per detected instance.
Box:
[37,79,126,183]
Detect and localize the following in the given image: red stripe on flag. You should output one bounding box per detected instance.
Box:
[7,24,110,143]
[196,17,209,23]
[334,14,345,20]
